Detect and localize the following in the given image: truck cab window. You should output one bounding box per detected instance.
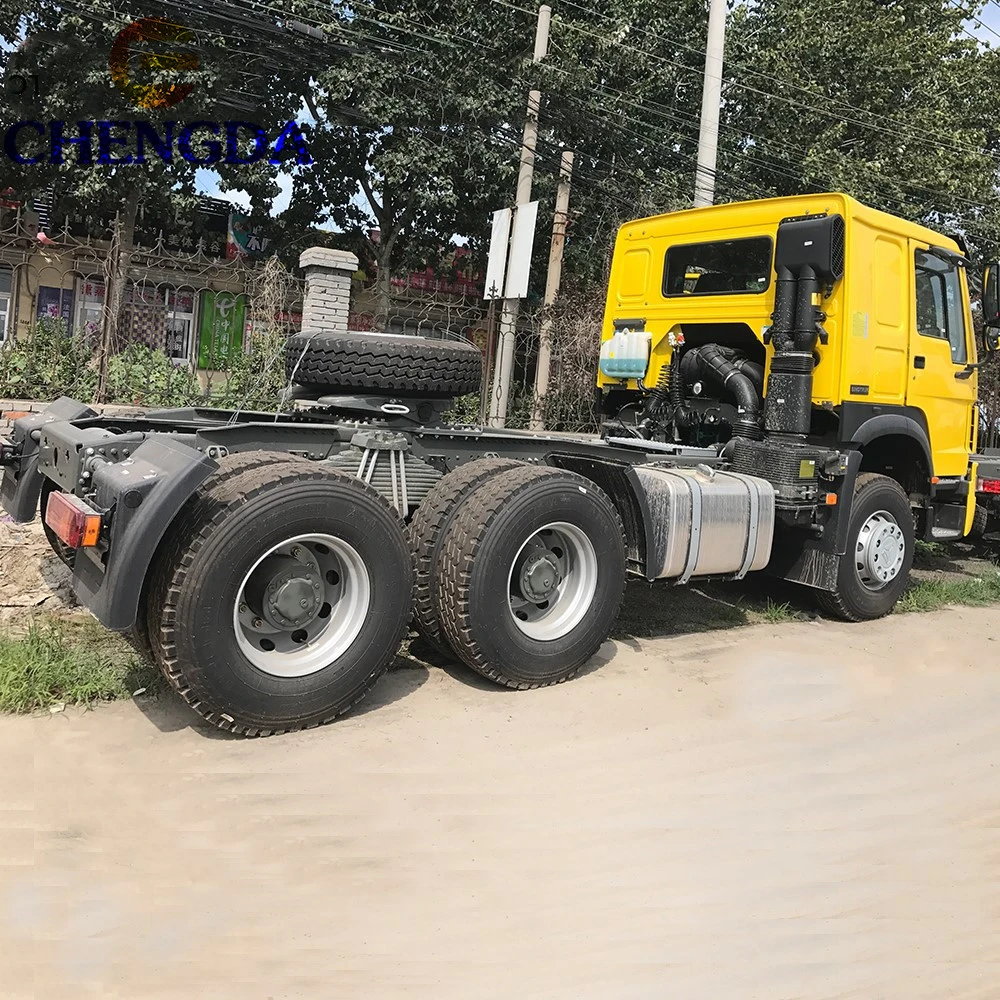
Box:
[914,250,967,365]
[663,237,772,296]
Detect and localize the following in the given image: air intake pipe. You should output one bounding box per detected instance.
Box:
[764,213,845,437]
[689,344,762,440]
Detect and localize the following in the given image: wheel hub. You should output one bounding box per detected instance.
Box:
[519,553,562,602]
[507,522,599,641]
[245,554,323,630]
[856,511,906,589]
[269,575,321,627]
[234,534,372,678]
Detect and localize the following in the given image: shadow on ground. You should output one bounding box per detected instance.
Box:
[911,539,997,581]
[132,665,431,739]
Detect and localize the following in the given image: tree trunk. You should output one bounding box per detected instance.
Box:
[94,187,139,403]
[373,245,394,332]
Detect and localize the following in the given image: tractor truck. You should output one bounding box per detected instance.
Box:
[2,192,994,735]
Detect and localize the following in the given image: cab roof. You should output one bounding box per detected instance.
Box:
[621,192,961,255]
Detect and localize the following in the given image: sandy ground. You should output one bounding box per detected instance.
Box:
[1,605,1000,999]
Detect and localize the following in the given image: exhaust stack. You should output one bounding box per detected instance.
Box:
[732,213,845,509]
[763,213,845,438]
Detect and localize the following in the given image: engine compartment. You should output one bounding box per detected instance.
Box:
[603,324,767,449]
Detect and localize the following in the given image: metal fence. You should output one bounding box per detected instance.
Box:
[0,201,602,429]
[0,207,303,370]
[979,363,1000,452]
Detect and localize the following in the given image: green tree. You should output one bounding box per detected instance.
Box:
[291,1,530,325]
[534,0,712,285]
[724,0,1000,253]
[0,1,308,396]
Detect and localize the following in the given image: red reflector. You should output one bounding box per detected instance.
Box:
[44,491,102,548]
[980,479,1000,495]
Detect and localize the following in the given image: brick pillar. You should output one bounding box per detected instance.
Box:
[299,247,359,335]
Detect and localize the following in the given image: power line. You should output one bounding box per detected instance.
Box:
[950,0,1000,44]
[500,0,1000,168]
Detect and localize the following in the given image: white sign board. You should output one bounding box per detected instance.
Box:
[482,201,538,301]
[503,201,538,300]
[483,208,512,300]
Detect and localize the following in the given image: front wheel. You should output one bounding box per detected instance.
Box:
[817,473,914,622]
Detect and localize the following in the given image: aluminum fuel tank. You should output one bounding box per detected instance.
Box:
[629,464,775,582]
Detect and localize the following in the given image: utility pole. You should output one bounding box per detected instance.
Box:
[693,0,727,208]
[530,149,573,431]
[488,3,551,428]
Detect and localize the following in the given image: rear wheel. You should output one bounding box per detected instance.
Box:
[147,456,412,735]
[817,473,914,622]
[407,458,523,654]
[435,466,627,688]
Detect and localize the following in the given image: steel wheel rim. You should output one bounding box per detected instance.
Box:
[507,521,599,641]
[233,533,370,677]
[855,509,906,591]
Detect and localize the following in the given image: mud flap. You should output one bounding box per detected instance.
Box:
[71,437,218,630]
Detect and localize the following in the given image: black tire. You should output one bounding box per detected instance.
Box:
[286,330,482,398]
[972,501,990,538]
[134,452,295,665]
[817,473,915,622]
[435,465,627,689]
[146,455,412,736]
[407,458,523,654]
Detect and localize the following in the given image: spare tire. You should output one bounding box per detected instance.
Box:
[285,330,482,398]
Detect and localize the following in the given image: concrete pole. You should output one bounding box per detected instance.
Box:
[488,4,551,428]
[693,0,727,208]
[529,150,574,431]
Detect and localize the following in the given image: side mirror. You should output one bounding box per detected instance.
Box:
[983,264,1000,353]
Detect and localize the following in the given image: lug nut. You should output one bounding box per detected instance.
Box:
[239,603,248,613]
[251,617,264,628]
[290,546,301,558]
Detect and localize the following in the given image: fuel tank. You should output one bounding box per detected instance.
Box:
[629,464,775,582]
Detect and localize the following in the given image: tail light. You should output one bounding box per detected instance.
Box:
[44,491,102,548]
[978,478,1000,495]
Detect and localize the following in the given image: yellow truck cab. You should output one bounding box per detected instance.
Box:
[598,193,980,618]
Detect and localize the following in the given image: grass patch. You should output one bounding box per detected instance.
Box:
[898,571,1000,614]
[749,599,796,625]
[611,578,810,641]
[0,617,159,714]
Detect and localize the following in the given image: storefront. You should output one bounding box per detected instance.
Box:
[75,279,198,363]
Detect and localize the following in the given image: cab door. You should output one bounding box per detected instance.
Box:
[906,243,977,477]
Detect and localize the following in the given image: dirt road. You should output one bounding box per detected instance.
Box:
[2,605,1000,999]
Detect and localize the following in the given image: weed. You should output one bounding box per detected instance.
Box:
[0,617,159,714]
[897,572,1000,613]
[749,599,796,625]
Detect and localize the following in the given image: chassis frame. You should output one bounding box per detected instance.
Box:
[0,396,860,632]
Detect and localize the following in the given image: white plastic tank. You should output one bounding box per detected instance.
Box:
[599,328,651,380]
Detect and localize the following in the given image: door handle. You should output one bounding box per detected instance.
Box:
[914,356,926,369]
